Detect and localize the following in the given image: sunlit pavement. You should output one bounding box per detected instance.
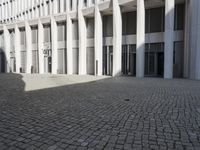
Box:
[0,73,200,150]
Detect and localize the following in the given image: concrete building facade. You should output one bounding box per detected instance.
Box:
[0,0,199,79]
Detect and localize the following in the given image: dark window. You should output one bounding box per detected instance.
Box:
[87,18,94,38]
[57,22,66,41]
[103,15,113,37]
[174,4,185,30]
[147,7,165,33]
[122,12,136,35]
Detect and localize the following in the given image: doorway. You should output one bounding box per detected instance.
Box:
[44,49,52,73]
[103,46,113,76]
[122,45,136,76]
[145,43,164,77]
[0,52,5,73]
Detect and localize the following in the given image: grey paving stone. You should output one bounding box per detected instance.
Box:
[0,74,200,150]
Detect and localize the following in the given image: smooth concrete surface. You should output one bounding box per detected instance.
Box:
[20,73,110,92]
[164,0,175,79]
[136,0,145,78]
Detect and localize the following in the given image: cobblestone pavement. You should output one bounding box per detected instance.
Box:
[0,73,200,150]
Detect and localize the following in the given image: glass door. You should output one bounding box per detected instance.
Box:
[103,46,113,76]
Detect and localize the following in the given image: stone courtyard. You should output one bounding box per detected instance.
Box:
[0,73,200,150]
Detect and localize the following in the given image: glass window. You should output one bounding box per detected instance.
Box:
[20,29,26,45]
[44,25,51,42]
[174,4,185,30]
[103,15,113,37]
[150,7,164,33]
[87,18,94,38]
[31,27,38,44]
[57,0,60,13]
[57,22,66,41]
[72,20,79,40]
[122,12,136,35]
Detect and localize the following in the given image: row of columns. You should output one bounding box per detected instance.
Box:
[184,0,200,80]
[1,0,96,22]
[136,0,175,79]
[2,0,175,79]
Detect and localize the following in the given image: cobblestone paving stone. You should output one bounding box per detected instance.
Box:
[0,73,200,150]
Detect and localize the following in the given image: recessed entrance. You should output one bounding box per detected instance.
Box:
[122,45,136,76]
[145,43,164,77]
[0,51,5,73]
[44,49,52,73]
[103,46,113,76]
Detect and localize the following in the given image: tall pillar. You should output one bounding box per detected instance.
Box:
[53,0,57,14]
[14,24,21,73]
[60,0,64,12]
[3,25,11,73]
[136,0,145,78]
[25,21,32,73]
[94,0,103,76]
[112,0,122,76]
[73,0,77,11]
[194,1,200,79]
[8,1,10,19]
[5,2,7,20]
[2,3,3,21]
[66,0,70,11]
[40,2,43,17]
[78,0,87,75]
[183,0,190,78]
[66,14,73,75]
[43,0,47,16]
[49,0,52,14]
[38,19,44,74]
[164,0,175,79]
[51,16,58,74]
[0,4,1,20]
[186,0,200,79]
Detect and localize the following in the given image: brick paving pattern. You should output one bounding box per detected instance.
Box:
[0,74,200,150]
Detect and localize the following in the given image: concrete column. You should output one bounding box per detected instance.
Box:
[66,14,73,75]
[21,0,24,12]
[87,0,92,7]
[78,0,87,75]
[186,0,200,79]
[5,2,7,20]
[12,0,14,18]
[53,0,57,14]
[3,25,11,73]
[195,1,200,79]
[14,24,21,73]
[66,0,69,11]
[94,2,103,76]
[2,3,5,20]
[164,0,175,79]
[183,0,190,78]
[60,0,64,12]
[25,21,32,73]
[24,0,27,10]
[112,0,122,76]
[32,8,35,18]
[136,0,145,78]
[38,19,44,74]
[18,0,21,14]
[73,0,77,11]
[0,4,1,20]
[43,0,47,16]
[8,1,10,19]
[51,16,58,74]
[15,0,18,19]
[40,2,43,17]
[49,0,52,14]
